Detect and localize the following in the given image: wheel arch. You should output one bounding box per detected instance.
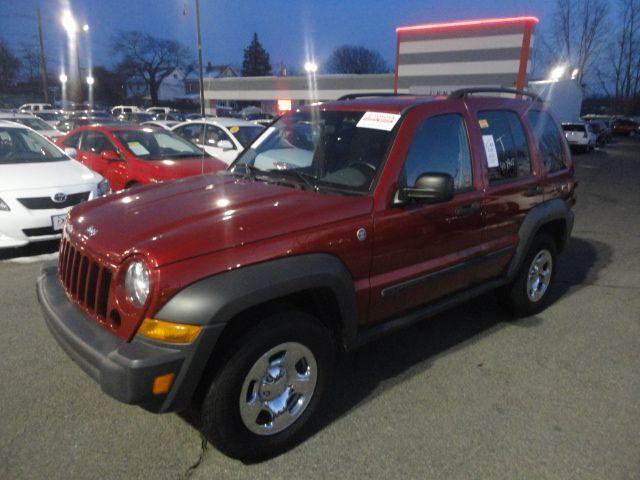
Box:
[505,199,574,282]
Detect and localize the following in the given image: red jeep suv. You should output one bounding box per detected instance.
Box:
[38,89,576,460]
[56,125,227,190]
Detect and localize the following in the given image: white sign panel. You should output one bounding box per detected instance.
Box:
[482,135,500,168]
[356,111,402,131]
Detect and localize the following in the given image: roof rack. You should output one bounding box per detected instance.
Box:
[448,88,542,102]
[337,93,416,101]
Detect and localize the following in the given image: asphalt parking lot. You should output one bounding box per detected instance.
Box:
[1,139,639,480]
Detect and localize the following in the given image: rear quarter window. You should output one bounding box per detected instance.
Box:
[525,110,567,173]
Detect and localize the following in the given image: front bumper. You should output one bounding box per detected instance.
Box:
[37,261,224,412]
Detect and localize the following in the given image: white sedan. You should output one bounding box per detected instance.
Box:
[0,121,109,249]
[171,118,265,164]
[0,113,62,141]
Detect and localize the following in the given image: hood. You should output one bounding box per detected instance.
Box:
[0,159,100,192]
[144,156,227,181]
[68,173,373,266]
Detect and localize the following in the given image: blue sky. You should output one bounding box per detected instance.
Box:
[2,0,556,73]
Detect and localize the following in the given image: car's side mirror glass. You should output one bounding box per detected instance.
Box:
[217,139,234,150]
[64,147,77,159]
[397,172,454,204]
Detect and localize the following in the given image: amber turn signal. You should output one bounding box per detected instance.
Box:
[138,318,202,344]
[152,373,175,395]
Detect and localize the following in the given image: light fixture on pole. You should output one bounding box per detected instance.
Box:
[61,11,78,36]
[86,75,94,86]
[59,73,68,84]
[549,65,567,82]
[82,24,90,33]
[304,62,318,73]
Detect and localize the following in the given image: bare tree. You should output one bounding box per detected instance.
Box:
[325,45,389,74]
[20,40,40,85]
[111,32,193,104]
[605,0,640,100]
[0,40,21,93]
[546,0,609,84]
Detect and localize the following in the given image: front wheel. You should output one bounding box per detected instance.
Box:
[200,310,336,461]
[498,233,557,317]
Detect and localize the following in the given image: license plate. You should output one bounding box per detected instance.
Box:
[51,214,67,231]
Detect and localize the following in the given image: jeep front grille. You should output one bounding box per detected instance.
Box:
[58,237,112,320]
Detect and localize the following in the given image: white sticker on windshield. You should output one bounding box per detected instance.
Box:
[482,135,500,168]
[356,111,401,131]
[251,126,276,149]
[128,141,149,156]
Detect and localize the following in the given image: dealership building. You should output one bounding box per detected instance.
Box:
[203,16,582,122]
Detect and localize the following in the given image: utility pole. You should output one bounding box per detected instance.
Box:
[195,0,205,116]
[37,8,49,103]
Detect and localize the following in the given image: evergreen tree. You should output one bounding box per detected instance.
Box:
[241,33,272,76]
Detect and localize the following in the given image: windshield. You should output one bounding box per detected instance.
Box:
[0,127,66,164]
[232,109,398,193]
[113,129,205,159]
[13,117,52,131]
[35,113,61,122]
[229,125,265,147]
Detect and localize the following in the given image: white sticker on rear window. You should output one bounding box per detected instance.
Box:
[482,135,500,168]
[356,111,401,131]
[128,141,149,156]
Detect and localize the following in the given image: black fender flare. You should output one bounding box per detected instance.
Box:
[154,253,359,345]
[505,199,575,281]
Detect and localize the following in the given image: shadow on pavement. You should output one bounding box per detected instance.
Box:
[0,240,60,261]
[178,236,608,463]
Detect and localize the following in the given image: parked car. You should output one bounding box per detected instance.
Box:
[612,118,639,136]
[0,112,63,140]
[19,102,54,112]
[55,115,121,134]
[151,111,187,122]
[141,120,180,131]
[34,110,65,129]
[55,124,226,190]
[172,118,265,164]
[37,90,576,461]
[562,121,597,152]
[117,112,155,123]
[586,120,608,147]
[111,105,144,117]
[243,112,275,126]
[0,120,108,249]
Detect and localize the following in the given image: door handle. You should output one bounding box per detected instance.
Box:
[524,186,543,197]
[454,203,481,217]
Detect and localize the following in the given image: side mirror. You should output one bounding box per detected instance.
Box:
[398,172,454,204]
[217,139,234,150]
[101,150,122,163]
[64,147,77,159]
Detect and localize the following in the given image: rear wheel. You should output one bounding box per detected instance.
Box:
[200,309,336,461]
[498,233,557,317]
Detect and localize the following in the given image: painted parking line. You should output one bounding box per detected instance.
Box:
[2,253,59,264]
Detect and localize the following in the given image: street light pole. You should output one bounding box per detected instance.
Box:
[37,8,49,103]
[195,0,205,116]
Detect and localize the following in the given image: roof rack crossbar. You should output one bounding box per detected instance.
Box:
[448,88,542,102]
[337,93,416,101]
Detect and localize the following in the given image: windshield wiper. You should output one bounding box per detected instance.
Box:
[267,169,319,192]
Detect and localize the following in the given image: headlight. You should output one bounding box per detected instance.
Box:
[97,179,111,197]
[124,260,150,307]
[0,198,9,211]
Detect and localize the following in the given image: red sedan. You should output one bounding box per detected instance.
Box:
[56,125,227,191]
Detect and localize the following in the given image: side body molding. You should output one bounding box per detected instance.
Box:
[155,253,359,345]
[505,199,574,282]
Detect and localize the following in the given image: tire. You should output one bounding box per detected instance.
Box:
[200,309,336,461]
[498,233,557,317]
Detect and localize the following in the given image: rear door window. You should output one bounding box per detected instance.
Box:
[477,110,532,183]
[526,110,566,173]
[81,131,114,154]
[400,114,473,192]
[63,132,81,149]
[175,123,204,144]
